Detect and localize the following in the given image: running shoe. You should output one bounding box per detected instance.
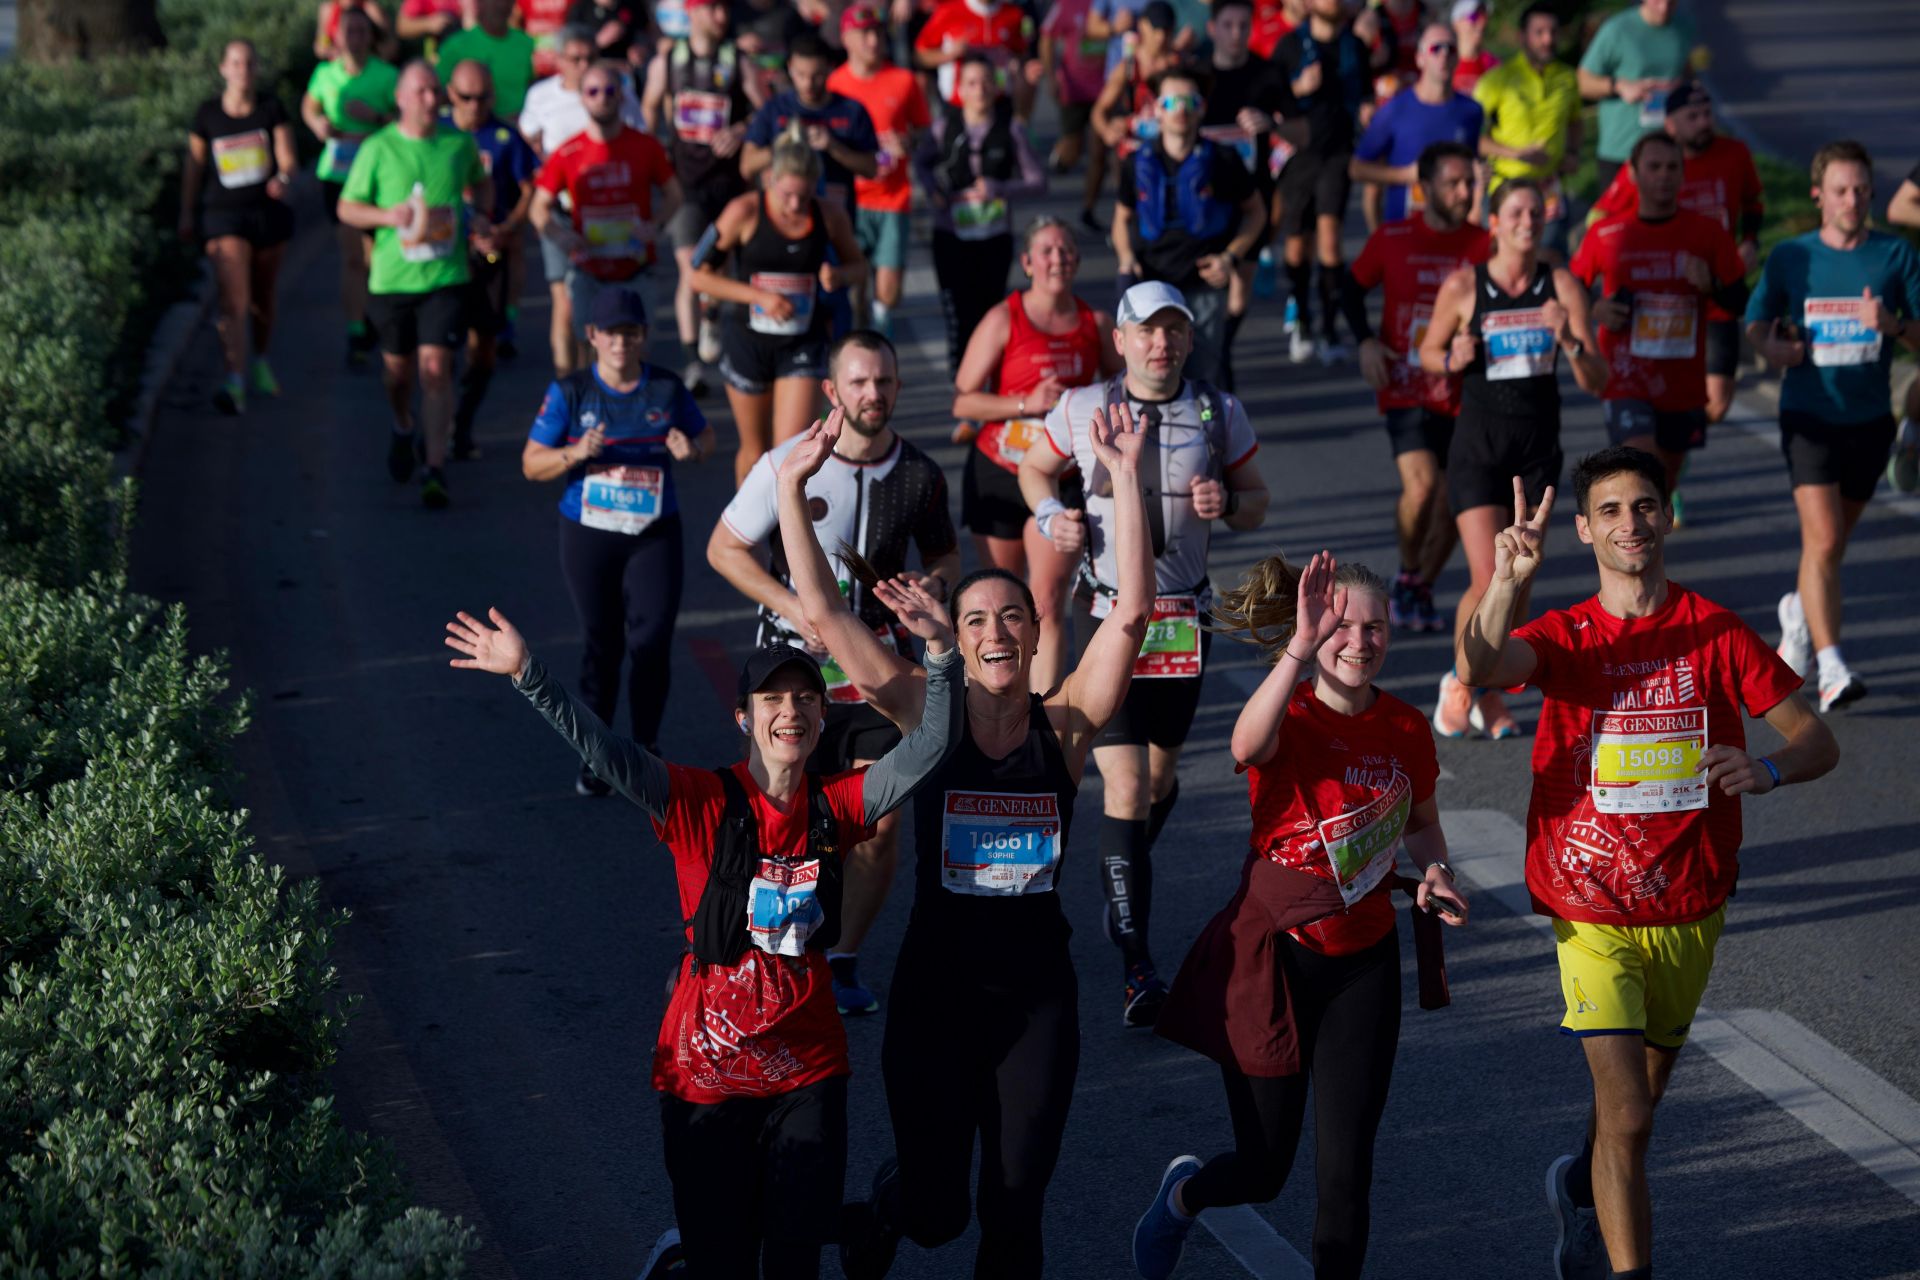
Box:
[347,325,375,371]
[1414,580,1447,633]
[420,467,450,509]
[1432,671,1472,738]
[1253,248,1278,299]
[1818,669,1867,714]
[1468,688,1522,739]
[1079,208,1106,236]
[452,430,481,462]
[830,955,881,1016]
[1133,1154,1202,1280]
[1546,1155,1608,1280]
[697,316,722,364]
[1775,591,1812,680]
[1287,329,1317,364]
[249,357,281,397]
[576,764,612,797]
[1389,571,1422,630]
[638,1228,686,1278]
[1317,339,1354,366]
[1889,417,1919,494]
[387,430,417,483]
[682,359,710,399]
[1123,965,1169,1028]
[213,376,244,416]
[839,1158,901,1280]
[950,421,979,445]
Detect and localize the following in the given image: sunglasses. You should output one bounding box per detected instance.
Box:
[1426,41,1458,54]
[582,85,620,97]
[450,90,493,102]
[1158,92,1202,112]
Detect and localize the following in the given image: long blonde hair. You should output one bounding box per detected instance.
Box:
[767,119,823,188]
[1210,555,1391,663]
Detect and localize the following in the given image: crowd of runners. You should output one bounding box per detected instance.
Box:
[170,0,1920,1275]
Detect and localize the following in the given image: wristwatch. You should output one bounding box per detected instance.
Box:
[1427,861,1456,881]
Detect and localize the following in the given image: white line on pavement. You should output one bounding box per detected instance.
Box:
[1201,1206,1315,1280]
[1444,807,1920,1209]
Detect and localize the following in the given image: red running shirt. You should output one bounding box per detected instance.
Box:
[977,293,1104,474]
[826,64,932,214]
[1452,51,1499,94]
[650,763,875,1104]
[1249,0,1295,60]
[1569,209,1747,411]
[1589,137,1764,323]
[536,128,676,281]
[1247,683,1439,956]
[915,0,1030,105]
[1349,216,1491,415]
[1513,586,1802,927]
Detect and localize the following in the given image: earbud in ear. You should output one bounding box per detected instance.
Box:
[737,717,750,737]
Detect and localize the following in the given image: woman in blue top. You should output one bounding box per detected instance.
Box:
[522,284,716,794]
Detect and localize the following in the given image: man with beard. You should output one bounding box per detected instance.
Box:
[709,331,962,1017]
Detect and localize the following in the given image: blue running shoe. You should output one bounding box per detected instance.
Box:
[830,955,880,1016]
[1253,248,1278,299]
[1133,1154,1202,1279]
[639,1227,685,1277]
[1123,964,1169,1028]
[1546,1154,1607,1280]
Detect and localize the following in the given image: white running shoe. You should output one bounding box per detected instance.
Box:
[1889,417,1919,493]
[1818,669,1868,714]
[1288,329,1317,364]
[1776,591,1812,680]
[697,316,722,365]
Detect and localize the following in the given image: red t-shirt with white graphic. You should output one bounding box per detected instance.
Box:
[1248,683,1439,955]
[1589,137,1763,323]
[1513,585,1802,927]
[914,0,1030,105]
[536,127,676,280]
[649,762,874,1104]
[1349,216,1491,415]
[1568,208,1746,411]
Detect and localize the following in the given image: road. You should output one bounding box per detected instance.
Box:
[130,30,1920,1280]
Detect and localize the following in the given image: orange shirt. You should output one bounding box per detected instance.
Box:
[826,63,932,214]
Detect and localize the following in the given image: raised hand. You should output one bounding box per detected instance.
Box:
[1493,475,1554,584]
[1292,550,1348,660]
[776,407,844,488]
[445,607,530,678]
[1087,401,1145,474]
[873,573,955,654]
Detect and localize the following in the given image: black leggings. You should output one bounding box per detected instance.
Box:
[879,921,1079,1278]
[1182,928,1402,1280]
[931,228,1014,375]
[555,511,683,746]
[660,1075,848,1279]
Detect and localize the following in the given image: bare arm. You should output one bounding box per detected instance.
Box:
[1221,455,1270,531]
[179,135,209,234]
[1418,268,1473,375]
[1457,478,1549,688]
[1889,179,1920,231]
[655,175,683,233]
[688,198,766,307]
[335,196,401,232]
[951,303,1018,421]
[1349,155,1415,188]
[821,202,869,290]
[1111,203,1140,274]
[739,141,773,181]
[1551,267,1609,394]
[640,53,669,133]
[706,519,819,644]
[1230,550,1340,767]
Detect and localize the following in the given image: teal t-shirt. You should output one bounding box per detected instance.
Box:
[339,123,488,296]
[1578,8,1697,163]
[436,27,537,118]
[1746,230,1920,424]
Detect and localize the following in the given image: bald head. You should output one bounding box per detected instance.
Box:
[449,59,494,127]
[396,59,442,132]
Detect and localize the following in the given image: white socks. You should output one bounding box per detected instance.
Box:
[1816,644,1849,689]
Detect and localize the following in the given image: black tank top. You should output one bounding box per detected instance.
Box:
[731,192,830,343]
[909,694,1078,946]
[1461,260,1562,424]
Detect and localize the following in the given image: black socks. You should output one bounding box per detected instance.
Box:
[1285,259,1314,329]
[1316,263,1344,344]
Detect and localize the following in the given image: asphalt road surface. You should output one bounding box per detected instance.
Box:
[131,44,1920,1280]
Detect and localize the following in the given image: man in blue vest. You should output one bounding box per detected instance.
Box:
[1111,65,1265,387]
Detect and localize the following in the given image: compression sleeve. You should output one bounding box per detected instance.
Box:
[1337,265,1375,343]
[857,645,964,824]
[515,656,671,818]
[1710,276,1751,318]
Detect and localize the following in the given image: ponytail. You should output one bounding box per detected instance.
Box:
[768,118,823,188]
[1209,555,1392,663]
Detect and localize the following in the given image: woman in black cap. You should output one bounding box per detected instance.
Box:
[444,579,964,1280]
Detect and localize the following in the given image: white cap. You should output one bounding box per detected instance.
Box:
[1450,0,1486,21]
[1116,280,1195,326]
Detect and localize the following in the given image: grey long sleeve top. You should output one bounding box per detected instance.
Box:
[512,644,966,825]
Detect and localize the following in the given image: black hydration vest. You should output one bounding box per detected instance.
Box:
[936,96,1018,194]
[687,769,844,966]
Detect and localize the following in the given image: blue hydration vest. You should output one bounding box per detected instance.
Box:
[1131,140,1233,244]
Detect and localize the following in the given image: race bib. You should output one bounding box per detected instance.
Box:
[749,271,817,335]
[399,204,458,263]
[818,624,899,705]
[746,855,824,956]
[582,202,651,261]
[1590,707,1708,814]
[939,790,1062,896]
[1630,291,1697,360]
[1404,303,1434,370]
[1541,177,1566,222]
[1804,296,1884,367]
[995,416,1046,465]
[1268,137,1296,180]
[213,129,272,189]
[952,195,1010,241]
[1316,769,1410,906]
[579,464,665,535]
[320,135,362,178]
[1093,593,1203,679]
[673,90,729,146]
[1638,88,1668,129]
[1483,308,1557,380]
[1200,124,1257,173]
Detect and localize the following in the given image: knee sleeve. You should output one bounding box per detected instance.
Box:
[1099,815,1153,968]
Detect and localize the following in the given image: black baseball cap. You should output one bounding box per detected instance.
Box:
[737,643,828,705]
[1665,80,1709,113]
[587,285,648,331]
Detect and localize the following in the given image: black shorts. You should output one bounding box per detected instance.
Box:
[1383,407,1455,466]
[465,252,510,337]
[809,700,903,772]
[1059,99,1094,138]
[962,446,1028,541]
[1705,318,1741,378]
[321,179,345,225]
[1080,601,1212,749]
[720,323,830,395]
[1278,149,1354,238]
[1448,412,1562,514]
[365,285,465,356]
[1605,400,1709,454]
[201,200,294,249]
[1780,411,1897,503]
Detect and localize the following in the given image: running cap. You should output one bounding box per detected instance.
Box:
[840,3,884,31]
[1449,0,1487,21]
[1116,280,1195,326]
[737,643,828,705]
[1664,80,1709,113]
[587,285,648,330]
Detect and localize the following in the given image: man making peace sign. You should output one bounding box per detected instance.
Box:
[1456,451,1838,1280]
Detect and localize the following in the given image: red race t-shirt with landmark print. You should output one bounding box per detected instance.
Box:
[1247,683,1439,956]
[649,762,874,1104]
[1514,585,1802,927]
[1569,208,1746,411]
[1349,217,1491,416]
[1589,136,1764,323]
[535,127,676,281]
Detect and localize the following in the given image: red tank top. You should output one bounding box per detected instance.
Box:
[977,292,1103,474]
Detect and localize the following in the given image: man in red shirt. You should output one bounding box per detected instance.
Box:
[515,0,571,77]
[913,0,1041,119]
[1589,82,1763,425]
[1571,132,1748,492]
[1458,449,1836,1280]
[1343,140,1490,633]
[531,62,682,370]
[829,5,932,336]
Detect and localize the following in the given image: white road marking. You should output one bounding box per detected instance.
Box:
[1201,1205,1315,1279]
[1444,807,1920,1208]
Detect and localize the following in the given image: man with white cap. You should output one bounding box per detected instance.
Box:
[1017,279,1270,1026]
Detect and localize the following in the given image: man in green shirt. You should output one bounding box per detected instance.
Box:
[436,0,537,120]
[339,60,492,509]
[1474,3,1582,258]
[1577,0,1706,191]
